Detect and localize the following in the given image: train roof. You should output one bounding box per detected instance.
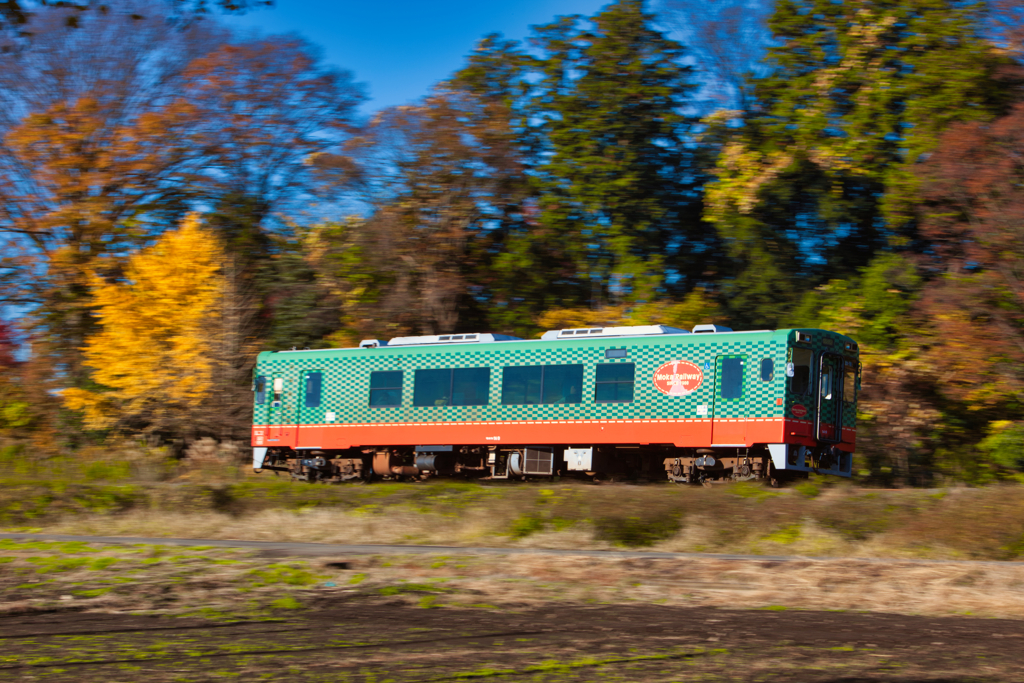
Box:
[259,325,858,361]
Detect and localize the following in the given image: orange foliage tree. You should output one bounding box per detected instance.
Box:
[895,100,1024,480]
[916,102,1024,406]
[0,6,362,414]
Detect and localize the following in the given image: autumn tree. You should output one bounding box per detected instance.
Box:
[317,83,531,339]
[340,1,708,340]
[62,214,240,437]
[705,0,1016,327]
[788,101,1024,484]
[0,3,362,388]
[175,35,364,359]
[1,0,270,35]
[180,36,364,223]
[901,102,1024,480]
[0,5,226,381]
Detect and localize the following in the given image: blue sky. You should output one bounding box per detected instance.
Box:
[224,0,612,113]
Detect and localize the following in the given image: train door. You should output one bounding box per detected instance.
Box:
[841,359,858,446]
[295,370,325,447]
[712,354,747,446]
[816,353,843,442]
[265,374,289,445]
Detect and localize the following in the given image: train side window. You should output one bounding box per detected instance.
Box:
[254,376,267,404]
[844,362,857,404]
[595,363,634,403]
[304,372,323,408]
[541,364,584,405]
[760,358,773,381]
[369,371,403,407]
[452,368,490,406]
[791,348,813,395]
[414,369,452,406]
[501,364,583,405]
[414,368,491,406]
[502,366,542,404]
[721,357,744,399]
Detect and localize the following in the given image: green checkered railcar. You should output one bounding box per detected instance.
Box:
[251,324,859,484]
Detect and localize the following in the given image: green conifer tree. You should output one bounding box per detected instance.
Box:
[454,0,713,332]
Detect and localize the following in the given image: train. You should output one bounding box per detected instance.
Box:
[251,323,859,485]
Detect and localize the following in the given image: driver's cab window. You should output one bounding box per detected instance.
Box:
[820,366,833,400]
[791,348,813,395]
[844,362,857,404]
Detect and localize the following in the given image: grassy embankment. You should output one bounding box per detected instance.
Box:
[2,442,1024,561]
[4,444,1024,620]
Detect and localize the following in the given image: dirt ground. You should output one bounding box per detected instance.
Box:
[3,601,1024,682]
[3,538,1024,681]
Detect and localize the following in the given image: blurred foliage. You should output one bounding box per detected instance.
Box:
[3,0,1024,485]
[980,422,1024,473]
[704,0,1016,328]
[0,320,29,433]
[536,289,722,335]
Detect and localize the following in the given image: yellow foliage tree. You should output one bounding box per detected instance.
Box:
[64,214,226,433]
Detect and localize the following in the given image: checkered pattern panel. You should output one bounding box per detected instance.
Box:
[252,330,861,427]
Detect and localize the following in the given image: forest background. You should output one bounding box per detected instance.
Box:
[2,0,1024,487]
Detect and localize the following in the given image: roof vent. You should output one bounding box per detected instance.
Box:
[692,324,733,334]
[386,333,522,347]
[359,339,387,348]
[541,325,689,341]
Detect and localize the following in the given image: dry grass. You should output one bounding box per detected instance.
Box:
[42,507,513,546]
[349,552,1024,620]
[1,537,1023,621]
[6,477,1024,562]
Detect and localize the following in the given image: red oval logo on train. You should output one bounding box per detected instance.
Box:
[653,360,703,397]
[791,404,808,418]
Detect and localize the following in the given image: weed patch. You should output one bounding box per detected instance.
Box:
[246,563,320,587]
[593,513,681,547]
[269,595,302,609]
[762,524,802,545]
[508,513,545,539]
[27,556,90,573]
